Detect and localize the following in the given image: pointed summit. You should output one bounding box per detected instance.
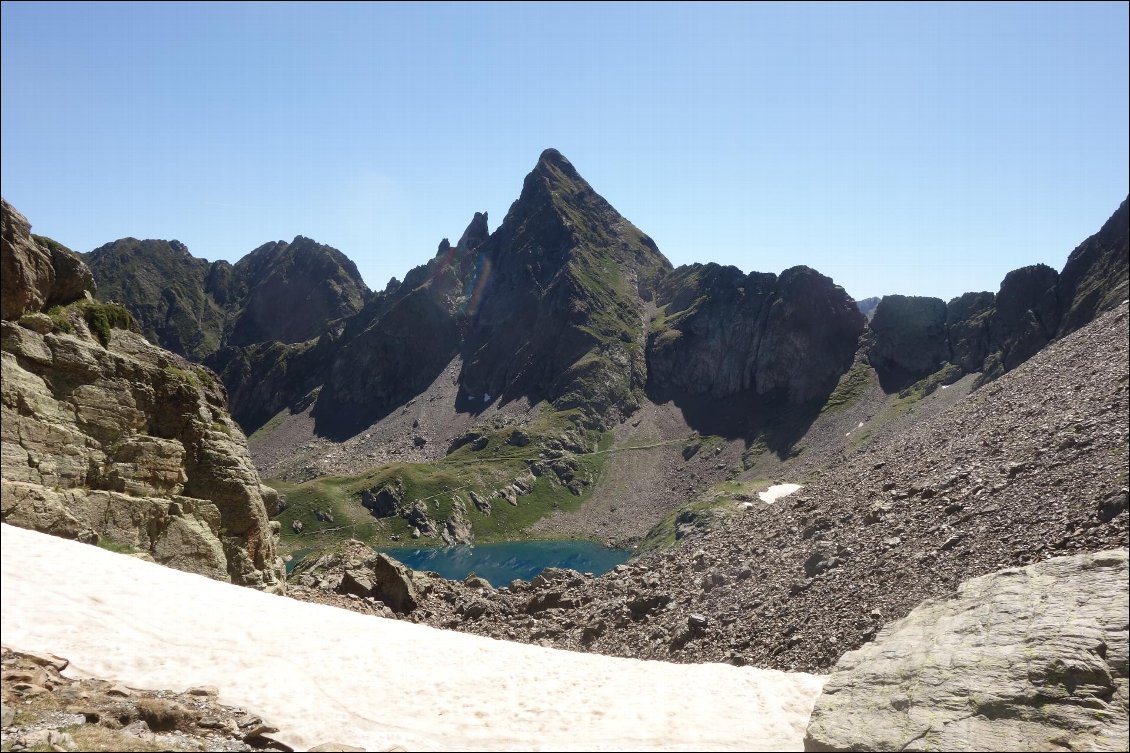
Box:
[457,211,489,251]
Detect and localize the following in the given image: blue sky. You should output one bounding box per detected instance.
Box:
[2,2,1127,301]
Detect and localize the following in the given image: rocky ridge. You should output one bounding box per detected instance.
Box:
[1,198,285,592]
[867,197,1128,391]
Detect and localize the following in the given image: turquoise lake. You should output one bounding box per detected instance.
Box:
[379,540,632,587]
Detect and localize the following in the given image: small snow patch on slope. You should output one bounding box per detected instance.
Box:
[759,484,803,504]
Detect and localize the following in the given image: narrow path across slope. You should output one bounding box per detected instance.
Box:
[0,524,824,752]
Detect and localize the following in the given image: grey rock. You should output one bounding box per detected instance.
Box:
[804,549,1129,752]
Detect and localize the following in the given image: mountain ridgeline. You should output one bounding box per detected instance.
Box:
[78,151,1127,455]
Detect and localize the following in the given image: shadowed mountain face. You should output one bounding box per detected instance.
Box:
[454,149,670,425]
[83,235,371,362]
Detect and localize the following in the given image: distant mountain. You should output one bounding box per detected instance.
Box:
[866,196,1129,392]
[853,296,881,321]
[82,234,371,362]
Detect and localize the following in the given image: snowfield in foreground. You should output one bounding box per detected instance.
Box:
[0,524,824,751]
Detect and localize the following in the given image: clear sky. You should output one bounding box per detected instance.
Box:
[2,2,1127,302]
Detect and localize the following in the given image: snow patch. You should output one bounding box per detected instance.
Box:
[0,524,824,751]
[759,484,803,505]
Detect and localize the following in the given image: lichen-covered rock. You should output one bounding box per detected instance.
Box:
[804,550,1129,752]
[1,200,284,592]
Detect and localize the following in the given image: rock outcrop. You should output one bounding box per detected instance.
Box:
[867,295,949,390]
[83,232,370,377]
[1,199,284,592]
[1057,197,1129,336]
[804,550,1129,752]
[1,200,95,320]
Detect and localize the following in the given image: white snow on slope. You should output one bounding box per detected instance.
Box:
[0,524,824,751]
[758,484,803,504]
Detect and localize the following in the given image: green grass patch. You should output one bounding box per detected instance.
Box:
[248,407,290,444]
[273,424,613,555]
[636,478,770,554]
[162,365,200,387]
[44,304,74,334]
[80,300,133,346]
[96,537,139,555]
[822,361,875,413]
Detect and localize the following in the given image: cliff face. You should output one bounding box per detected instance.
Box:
[1,198,285,592]
[647,264,865,404]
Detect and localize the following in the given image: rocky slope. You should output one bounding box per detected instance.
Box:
[804,549,1128,752]
[297,301,1128,673]
[1,199,285,592]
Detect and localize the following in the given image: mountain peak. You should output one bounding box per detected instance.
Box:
[457,212,489,251]
[532,148,586,188]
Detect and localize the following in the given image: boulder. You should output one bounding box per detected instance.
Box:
[804,549,1129,752]
[371,554,419,613]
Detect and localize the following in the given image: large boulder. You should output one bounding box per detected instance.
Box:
[804,550,1129,752]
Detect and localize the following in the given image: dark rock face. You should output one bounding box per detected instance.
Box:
[83,238,228,361]
[867,295,949,390]
[865,197,1127,392]
[83,233,370,381]
[756,267,867,403]
[227,236,369,347]
[647,264,864,404]
[1057,196,1129,337]
[978,263,1061,384]
[945,291,995,373]
[1,199,94,320]
[456,149,670,425]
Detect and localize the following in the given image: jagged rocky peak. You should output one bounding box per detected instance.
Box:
[0,199,285,592]
[456,149,671,425]
[457,211,489,251]
[865,195,1129,393]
